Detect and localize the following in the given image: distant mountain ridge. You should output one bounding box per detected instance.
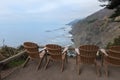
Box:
[70,8,120,47]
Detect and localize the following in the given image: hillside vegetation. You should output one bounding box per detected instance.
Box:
[70,8,120,48]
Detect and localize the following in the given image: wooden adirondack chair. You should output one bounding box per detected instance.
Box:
[75,45,100,76]
[100,46,120,77]
[45,44,68,72]
[23,42,46,70]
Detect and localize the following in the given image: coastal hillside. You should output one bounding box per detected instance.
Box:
[70,8,120,48]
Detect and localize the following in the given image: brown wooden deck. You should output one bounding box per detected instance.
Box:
[1,58,120,80]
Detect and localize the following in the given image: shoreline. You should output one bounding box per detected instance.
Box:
[68,8,120,48]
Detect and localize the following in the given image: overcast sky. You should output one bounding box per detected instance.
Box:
[0,0,104,46]
[0,0,103,24]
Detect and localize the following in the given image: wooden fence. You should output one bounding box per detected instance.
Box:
[0,46,75,80]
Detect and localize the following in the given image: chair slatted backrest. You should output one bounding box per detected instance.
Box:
[23,42,39,58]
[46,44,62,60]
[79,45,99,64]
[108,46,120,58]
[105,46,120,66]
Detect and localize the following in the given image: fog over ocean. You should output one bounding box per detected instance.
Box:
[0,0,102,47]
[0,25,72,47]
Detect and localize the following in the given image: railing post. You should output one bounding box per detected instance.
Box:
[0,63,3,80]
[0,50,26,79]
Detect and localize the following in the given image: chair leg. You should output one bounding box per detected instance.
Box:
[104,62,108,77]
[61,60,64,72]
[65,55,68,63]
[45,54,47,63]
[0,73,1,80]
[23,56,30,68]
[78,63,81,75]
[45,58,50,70]
[101,55,104,66]
[76,55,78,65]
[0,64,3,80]
[37,58,43,70]
[95,62,101,77]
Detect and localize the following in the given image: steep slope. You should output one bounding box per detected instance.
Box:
[70,8,120,48]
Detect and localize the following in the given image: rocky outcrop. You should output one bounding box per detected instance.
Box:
[70,8,120,48]
[114,16,120,22]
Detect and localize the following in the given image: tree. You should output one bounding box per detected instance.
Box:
[99,0,120,17]
[99,0,120,9]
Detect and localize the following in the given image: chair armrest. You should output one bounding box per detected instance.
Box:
[100,49,108,56]
[39,47,47,52]
[62,47,68,60]
[75,48,80,55]
[96,51,99,56]
[62,47,68,54]
[39,50,46,58]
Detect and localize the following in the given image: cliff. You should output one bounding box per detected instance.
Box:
[70,8,120,48]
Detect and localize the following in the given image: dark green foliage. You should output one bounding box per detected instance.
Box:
[5,53,27,68]
[99,0,120,9]
[0,45,26,68]
[109,8,120,18]
[106,36,120,48]
[0,45,25,58]
[107,0,120,9]
[106,42,113,48]
[16,45,24,52]
[114,36,120,45]
[99,0,120,18]
[0,45,17,58]
[7,59,25,68]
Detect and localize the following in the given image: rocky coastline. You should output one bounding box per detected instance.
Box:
[70,8,120,48]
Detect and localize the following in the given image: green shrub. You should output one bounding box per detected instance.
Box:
[0,45,17,58]
[0,45,26,68]
[106,36,120,48]
[7,59,25,68]
[109,8,120,18]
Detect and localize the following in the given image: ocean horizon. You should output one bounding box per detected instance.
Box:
[0,24,73,47]
[0,0,102,47]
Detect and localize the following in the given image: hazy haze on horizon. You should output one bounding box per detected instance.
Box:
[0,0,103,47]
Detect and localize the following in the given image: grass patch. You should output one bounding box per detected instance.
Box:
[7,59,25,68]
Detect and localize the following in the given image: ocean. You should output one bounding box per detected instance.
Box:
[0,24,73,47]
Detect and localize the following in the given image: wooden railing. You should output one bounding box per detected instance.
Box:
[0,46,74,66]
[0,50,26,65]
[0,46,75,79]
[0,50,26,80]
